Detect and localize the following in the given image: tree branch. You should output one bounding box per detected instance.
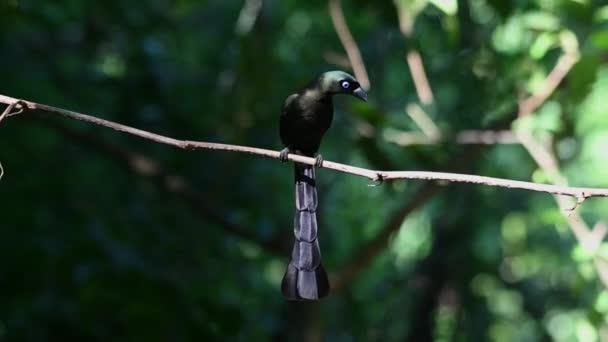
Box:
[406,50,434,105]
[1,94,608,200]
[384,129,520,146]
[234,0,263,36]
[513,46,608,287]
[394,1,435,105]
[405,103,441,139]
[518,52,579,117]
[328,0,370,90]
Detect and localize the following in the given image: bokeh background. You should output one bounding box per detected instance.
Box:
[1,0,608,340]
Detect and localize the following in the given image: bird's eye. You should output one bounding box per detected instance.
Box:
[341,81,350,89]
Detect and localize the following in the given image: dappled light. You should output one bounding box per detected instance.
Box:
[1,0,608,340]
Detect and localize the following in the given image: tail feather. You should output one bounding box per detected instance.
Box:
[291,239,321,269]
[281,164,330,300]
[294,211,317,241]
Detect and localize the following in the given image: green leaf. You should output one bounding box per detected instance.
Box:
[530,32,558,59]
[429,0,457,15]
[522,11,560,31]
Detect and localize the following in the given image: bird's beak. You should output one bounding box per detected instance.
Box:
[352,87,368,102]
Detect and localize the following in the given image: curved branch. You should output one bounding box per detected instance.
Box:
[328,0,370,90]
[1,94,607,200]
[518,52,579,117]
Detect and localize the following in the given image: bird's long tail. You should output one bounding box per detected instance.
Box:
[281,163,330,300]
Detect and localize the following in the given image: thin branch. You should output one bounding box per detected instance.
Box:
[406,103,441,139]
[394,1,435,105]
[384,129,520,146]
[0,100,23,122]
[518,52,579,117]
[0,100,19,123]
[328,0,370,90]
[1,94,608,200]
[590,222,608,253]
[513,49,599,251]
[234,0,263,36]
[394,0,416,37]
[517,131,603,252]
[516,131,566,184]
[0,100,23,180]
[513,49,608,287]
[406,49,434,105]
[449,130,519,144]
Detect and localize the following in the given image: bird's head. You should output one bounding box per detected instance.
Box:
[318,70,367,101]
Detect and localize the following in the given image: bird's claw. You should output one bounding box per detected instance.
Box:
[279,147,291,162]
[314,154,324,168]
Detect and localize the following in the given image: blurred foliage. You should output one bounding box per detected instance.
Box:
[1,0,608,340]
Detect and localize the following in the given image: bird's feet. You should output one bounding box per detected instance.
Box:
[279,147,291,162]
[314,154,324,168]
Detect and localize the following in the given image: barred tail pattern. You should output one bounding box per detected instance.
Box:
[281,164,329,300]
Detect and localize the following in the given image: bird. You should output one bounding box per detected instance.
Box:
[279,70,367,300]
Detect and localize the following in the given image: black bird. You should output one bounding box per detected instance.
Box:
[279,71,367,300]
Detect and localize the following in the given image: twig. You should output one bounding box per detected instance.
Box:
[406,103,440,139]
[0,100,25,181]
[0,100,22,123]
[394,1,435,105]
[406,50,434,105]
[384,129,520,146]
[514,48,608,290]
[328,0,370,90]
[588,222,608,254]
[516,131,566,184]
[513,49,599,251]
[517,130,602,252]
[566,195,586,214]
[518,52,579,117]
[234,0,263,36]
[1,94,608,200]
[394,0,416,37]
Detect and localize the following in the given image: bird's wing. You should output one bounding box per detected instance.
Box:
[280,93,299,116]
